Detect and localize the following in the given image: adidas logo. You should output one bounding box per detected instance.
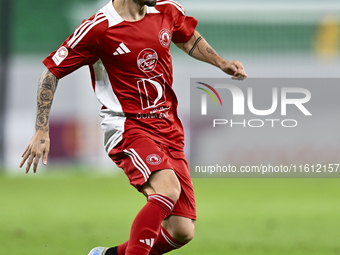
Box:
[114,42,131,55]
[139,238,155,247]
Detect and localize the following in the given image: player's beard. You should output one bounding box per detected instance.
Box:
[144,0,157,7]
[132,0,156,7]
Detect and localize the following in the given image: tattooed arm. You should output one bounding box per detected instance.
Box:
[20,68,59,173]
[175,31,247,80]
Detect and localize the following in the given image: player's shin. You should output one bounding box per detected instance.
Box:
[125,194,174,255]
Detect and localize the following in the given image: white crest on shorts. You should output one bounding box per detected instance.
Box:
[146,154,162,165]
[137,48,158,72]
[159,28,171,48]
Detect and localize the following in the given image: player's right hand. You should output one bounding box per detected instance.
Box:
[20,131,50,174]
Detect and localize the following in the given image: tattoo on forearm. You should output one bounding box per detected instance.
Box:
[36,69,58,132]
[189,36,202,56]
[41,139,45,144]
[205,44,217,56]
[187,33,218,60]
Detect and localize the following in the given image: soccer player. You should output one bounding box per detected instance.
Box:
[20,0,247,254]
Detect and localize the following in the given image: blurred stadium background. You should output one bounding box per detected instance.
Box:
[1,0,340,254]
[1,0,340,170]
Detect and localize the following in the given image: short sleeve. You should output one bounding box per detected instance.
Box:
[172,15,198,43]
[43,14,107,79]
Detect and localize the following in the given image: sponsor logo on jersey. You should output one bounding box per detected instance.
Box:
[146,154,162,165]
[113,42,131,56]
[159,28,172,48]
[136,106,171,120]
[137,74,166,110]
[137,48,158,72]
[52,46,68,66]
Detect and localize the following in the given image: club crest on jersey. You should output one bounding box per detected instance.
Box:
[52,46,68,66]
[146,154,162,165]
[137,48,158,72]
[159,28,172,48]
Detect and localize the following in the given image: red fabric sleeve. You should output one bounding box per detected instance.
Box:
[43,46,99,79]
[172,15,198,43]
[42,17,105,79]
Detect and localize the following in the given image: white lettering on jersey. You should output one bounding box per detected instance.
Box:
[137,48,158,72]
[52,46,68,66]
[136,111,170,120]
[136,106,171,120]
[137,74,166,110]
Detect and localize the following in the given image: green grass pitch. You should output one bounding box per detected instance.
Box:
[1,170,340,255]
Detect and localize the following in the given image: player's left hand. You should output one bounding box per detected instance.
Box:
[220,60,247,80]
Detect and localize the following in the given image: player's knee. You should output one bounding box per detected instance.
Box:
[180,228,195,244]
[144,169,181,203]
[160,183,181,204]
[166,187,181,203]
[173,222,195,243]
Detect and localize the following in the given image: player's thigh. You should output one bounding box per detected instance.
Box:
[162,215,195,243]
[143,169,181,203]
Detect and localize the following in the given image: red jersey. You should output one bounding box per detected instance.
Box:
[43,0,197,153]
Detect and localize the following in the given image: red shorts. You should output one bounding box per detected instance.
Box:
[109,134,196,220]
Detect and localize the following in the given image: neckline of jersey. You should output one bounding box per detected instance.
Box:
[109,1,157,24]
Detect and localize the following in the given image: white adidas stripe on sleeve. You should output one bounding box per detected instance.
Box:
[67,12,107,49]
[157,0,185,15]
